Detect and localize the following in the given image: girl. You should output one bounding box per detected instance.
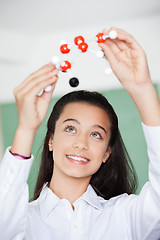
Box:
[0,27,160,240]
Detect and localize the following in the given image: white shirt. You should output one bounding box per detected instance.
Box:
[0,123,160,240]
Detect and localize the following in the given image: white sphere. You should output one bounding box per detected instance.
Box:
[45,85,52,92]
[56,64,60,69]
[96,50,104,58]
[105,68,113,75]
[61,61,65,67]
[51,56,60,65]
[78,40,83,45]
[60,40,67,45]
[37,89,44,97]
[109,30,117,39]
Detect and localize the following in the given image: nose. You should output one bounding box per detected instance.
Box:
[73,135,88,150]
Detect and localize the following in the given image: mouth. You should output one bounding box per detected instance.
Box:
[66,155,90,164]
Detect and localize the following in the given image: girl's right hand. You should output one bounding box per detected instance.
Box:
[15,63,58,132]
[11,63,58,157]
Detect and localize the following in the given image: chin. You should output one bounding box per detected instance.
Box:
[65,170,91,179]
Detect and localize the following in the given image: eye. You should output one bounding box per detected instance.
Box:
[91,132,102,139]
[65,125,76,133]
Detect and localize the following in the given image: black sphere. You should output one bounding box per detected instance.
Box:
[69,77,79,87]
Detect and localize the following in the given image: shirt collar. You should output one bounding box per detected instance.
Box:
[38,183,104,219]
[81,184,104,210]
[38,183,60,220]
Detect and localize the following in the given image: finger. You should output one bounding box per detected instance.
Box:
[99,37,121,65]
[26,75,58,99]
[15,74,58,101]
[110,26,142,51]
[36,80,58,122]
[102,28,110,36]
[102,28,128,52]
[16,63,57,90]
[110,38,129,51]
[103,38,121,55]
[15,69,58,95]
[99,42,119,68]
[25,68,58,93]
[35,75,58,97]
[40,79,58,100]
[27,63,56,82]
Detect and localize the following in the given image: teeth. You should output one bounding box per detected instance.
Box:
[67,155,88,162]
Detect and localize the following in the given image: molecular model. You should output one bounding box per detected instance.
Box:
[39,30,117,95]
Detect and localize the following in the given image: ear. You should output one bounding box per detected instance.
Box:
[102,146,112,164]
[48,135,54,151]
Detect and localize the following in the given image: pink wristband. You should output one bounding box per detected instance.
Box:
[10,151,31,159]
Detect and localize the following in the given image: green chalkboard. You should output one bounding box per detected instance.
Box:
[1,86,159,199]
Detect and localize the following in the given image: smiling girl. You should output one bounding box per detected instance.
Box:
[0,27,160,240]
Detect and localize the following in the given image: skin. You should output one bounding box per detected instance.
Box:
[11,26,160,208]
[99,27,160,126]
[48,102,111,208]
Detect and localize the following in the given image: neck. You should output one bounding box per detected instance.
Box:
[49,168,91,210]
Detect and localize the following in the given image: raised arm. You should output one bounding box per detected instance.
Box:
[11,63,58,157]
[100,27,160,239]
[0,63,58,240]
[100,27,160,126]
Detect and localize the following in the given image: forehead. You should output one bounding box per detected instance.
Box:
[58,102,111,127]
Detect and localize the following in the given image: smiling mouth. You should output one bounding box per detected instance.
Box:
[66,155,90,163]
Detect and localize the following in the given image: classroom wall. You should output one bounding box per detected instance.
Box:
[0,109,3,161]
[1,86,159,199]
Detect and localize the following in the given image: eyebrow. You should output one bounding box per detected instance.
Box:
[63,118,107,134]
[63,118,80,124]
[93,124,107,134]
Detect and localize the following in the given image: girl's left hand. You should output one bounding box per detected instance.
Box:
[100,27,160,126]
[99,27,151,91]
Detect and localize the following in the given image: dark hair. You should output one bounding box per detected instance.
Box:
[33,90,137,200]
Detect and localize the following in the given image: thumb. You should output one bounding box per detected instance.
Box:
[40,77,58,101]
[99,42,118,69]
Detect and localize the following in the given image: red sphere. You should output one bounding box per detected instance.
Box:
[78,42,88,52]
[74,36,85,45]
[96,33,105,43]
[60,44,70,54]
[60,61,71,72]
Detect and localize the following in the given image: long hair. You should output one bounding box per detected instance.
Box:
[33,90,137,200]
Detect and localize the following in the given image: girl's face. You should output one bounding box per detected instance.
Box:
[49,102,111,181]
